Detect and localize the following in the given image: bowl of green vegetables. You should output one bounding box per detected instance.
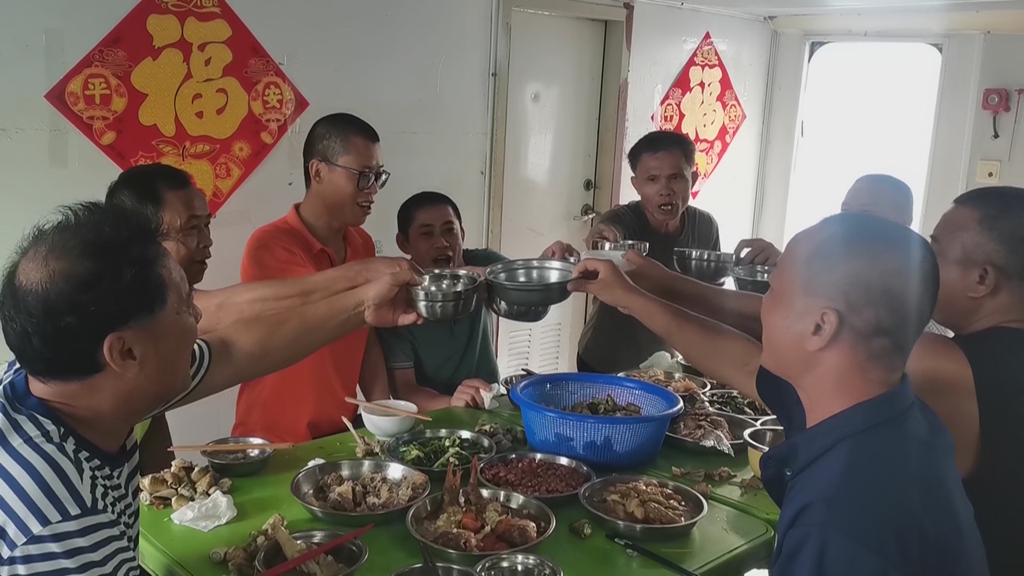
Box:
[384,428,497,479]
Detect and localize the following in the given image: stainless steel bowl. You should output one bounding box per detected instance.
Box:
[478,452,596,506]
[410,269,482,321]
[589,240,650,255]
[617,370,712,395]
[673,248,736,284]
[665,411,757,456]
[200,436,273,477]
[384,429,497,479]
[500,374,529,410]
[485,259,575,307]
[730,264,773,295]
[407,488,556,565]
[758,416,779,427]
[579,475,707,541]
[744,426,786,453]
[255,529,368,574]
[290,460,431,526]
[475,553,562,576]
[485,289,551,323]
[392,565,480,576]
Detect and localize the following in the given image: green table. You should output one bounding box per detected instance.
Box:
[140,408,774,576]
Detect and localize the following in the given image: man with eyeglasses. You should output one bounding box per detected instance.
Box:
[233,113,398,443]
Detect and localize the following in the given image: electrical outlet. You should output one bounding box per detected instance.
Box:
[977,160,1001,183]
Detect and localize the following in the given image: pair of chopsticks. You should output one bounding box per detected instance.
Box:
[261,524,374,576]
[606,534,700,576]
[168,442,294,452]
[345,397,433,422]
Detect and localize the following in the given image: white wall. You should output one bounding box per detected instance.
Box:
[966,34,1024,188]
[623,3,773,249]
[0,0,494,447]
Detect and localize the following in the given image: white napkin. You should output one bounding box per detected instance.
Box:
[639,351,678,372]
[580,250,635,271]
[305,458,326,469]
[479,382,501,410]
[170,491,237,532]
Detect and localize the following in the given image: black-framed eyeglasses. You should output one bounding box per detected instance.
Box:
[320,159,390,191]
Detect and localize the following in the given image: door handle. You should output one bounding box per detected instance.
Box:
[574,203,600,221]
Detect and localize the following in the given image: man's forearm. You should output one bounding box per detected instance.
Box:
[626,290,763,400]
[634,270,765,340]
[397,385,452,412]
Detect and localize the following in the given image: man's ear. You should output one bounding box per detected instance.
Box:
[103,330,141,377]
[460,224,466,242]
[395,232,411,256]
[309,160,323,185]
[807,307,840,352]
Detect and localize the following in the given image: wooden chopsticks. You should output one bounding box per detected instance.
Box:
[260,525,374,576]
[167,442,294,452]
[344,397,432,422]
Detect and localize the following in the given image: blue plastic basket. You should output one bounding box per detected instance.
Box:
[510,373,684,469]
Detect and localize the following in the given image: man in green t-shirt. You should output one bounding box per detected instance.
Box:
[379,192,577,410]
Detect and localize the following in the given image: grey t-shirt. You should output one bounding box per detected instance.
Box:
[577,201,721,373]
[378,249,507,395]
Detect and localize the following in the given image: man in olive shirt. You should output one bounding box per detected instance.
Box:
[578,130,721,373]
[379,192,576,410]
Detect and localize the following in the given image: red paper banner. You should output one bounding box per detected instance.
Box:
[652,32,746,199]
[44,0,309,215]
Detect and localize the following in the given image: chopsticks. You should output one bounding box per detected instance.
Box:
[605,533,700,576]
[345,397,433,421]
[168,442,294,452]
[260,524,374,576]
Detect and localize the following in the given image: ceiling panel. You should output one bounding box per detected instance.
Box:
[670,0,1024,17]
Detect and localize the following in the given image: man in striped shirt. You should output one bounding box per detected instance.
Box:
[0,201,421,574]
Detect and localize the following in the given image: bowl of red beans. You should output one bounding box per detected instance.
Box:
[480,452,596,506]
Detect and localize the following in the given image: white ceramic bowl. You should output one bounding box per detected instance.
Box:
[361,400,419,439]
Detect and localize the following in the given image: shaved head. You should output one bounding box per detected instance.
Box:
[841,174,914,227]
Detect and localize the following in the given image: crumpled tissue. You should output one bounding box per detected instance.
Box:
[479,382,502,411]
[639,351,680,372]
[305,458,326,469]
[170,491,236,532]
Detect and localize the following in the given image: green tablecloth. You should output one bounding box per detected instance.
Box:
[140,407,775,576]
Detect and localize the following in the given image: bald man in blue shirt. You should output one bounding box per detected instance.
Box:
[570,213,988,575]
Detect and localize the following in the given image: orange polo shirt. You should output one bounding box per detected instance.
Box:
[232,204,375,443]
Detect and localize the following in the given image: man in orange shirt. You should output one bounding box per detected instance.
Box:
[234,113,393,442]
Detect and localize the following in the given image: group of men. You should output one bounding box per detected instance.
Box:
[0,107,1020,576]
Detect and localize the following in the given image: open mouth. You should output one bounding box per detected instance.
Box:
[432,254,454,267]
[657,202,678,214]
[357,200,374,214]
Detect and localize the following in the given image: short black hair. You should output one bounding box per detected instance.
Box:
[952,186,1024,284]
[627,131,697,173]
[801,212,939,370]
[302,113,381,189]
[397,191,463,238]
[105,163,194,222]
[0,202,170,382]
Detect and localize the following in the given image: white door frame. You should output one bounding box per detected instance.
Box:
[487,0,629,251]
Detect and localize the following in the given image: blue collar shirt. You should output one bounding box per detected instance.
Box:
[756,368,989,576]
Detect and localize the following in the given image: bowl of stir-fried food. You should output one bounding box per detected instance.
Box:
[385,429,497,479]
[705,389,772,418]
[407,457,556,564]
[254,529,368,575]
[291,460,431,526]
[579,476,707,541]
[618,369,712,396]
[665,409,757,457]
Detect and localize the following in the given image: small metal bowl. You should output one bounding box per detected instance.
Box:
[589,240,649,255]
[255,529,368,574]
[407,488,556,565]
[665,411,757,456]
[291,460,431,525]
[485,289,551,323]
[730,264,773,295]
[392,565,480,576]
[579,475,707,541]
[617,370,712,396]
[758,415,779,427]
[385,429,497,479]
[744,426,785,479]
[485,259,576,307]
[673,248,736,284]
[478,452,596,506]
[705,389,773,419]
[410,269,482,321]
[200,436,273,477]
[475,553,562,576]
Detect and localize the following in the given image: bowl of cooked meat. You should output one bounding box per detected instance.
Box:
[407,458,556,564]
[618,368,712,396]
[291,460,431,526]
[705,390,773,419]
[479,452,595,506]
[665,409,758,457]
[579,476,707,541]
[254,529,368,575]
[385,429,497,480]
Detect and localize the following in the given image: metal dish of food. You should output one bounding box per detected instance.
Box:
[579,475,707,541]
[291,460,431,526]
[479,452,596,506]
[730,264,773,295]
[407,458,556,565]
[705,389,772,419]
[409,269,482,321]
[385,429,497,479]
[201,436,274,477]
[475,553,563,576]
[618,368,712,396]
[254,529,369,575]
[665,411,757,457]
[589,240,650,255]
[745,425,786,479]
[673,248,736,284]
[391,564,480,576]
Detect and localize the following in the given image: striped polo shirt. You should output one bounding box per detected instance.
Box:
[0,340,211,574]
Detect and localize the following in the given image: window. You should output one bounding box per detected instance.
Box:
[782,41,943,243]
